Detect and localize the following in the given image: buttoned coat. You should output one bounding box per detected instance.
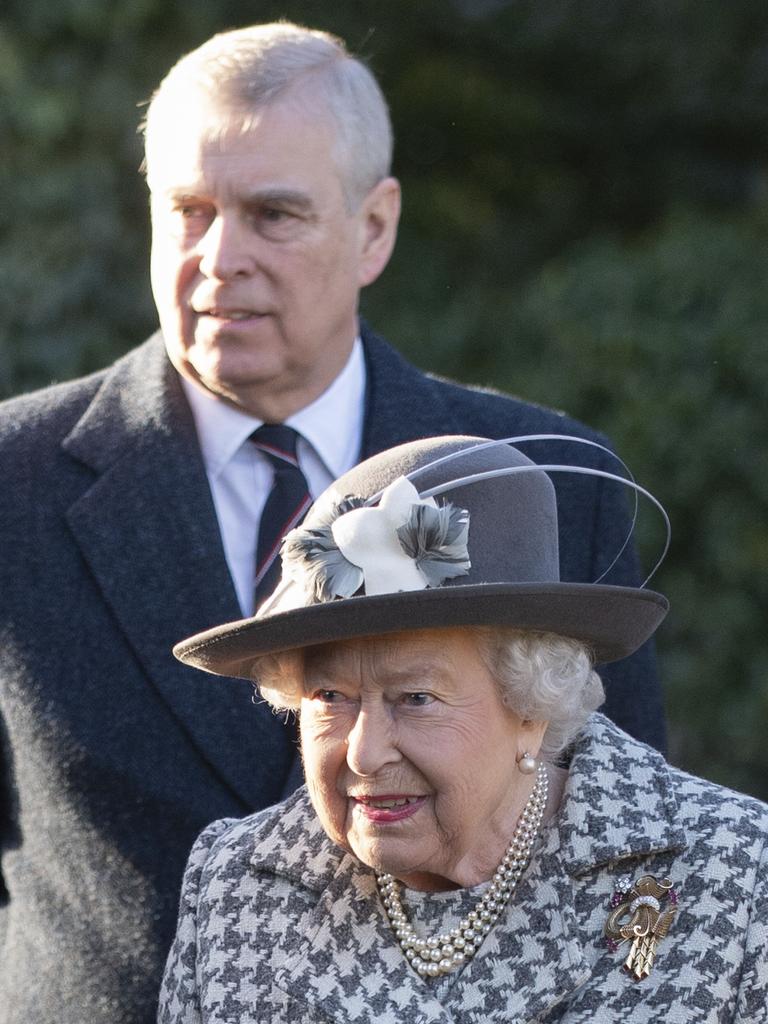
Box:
[0,327,662,1024]
[159,715,768,1024]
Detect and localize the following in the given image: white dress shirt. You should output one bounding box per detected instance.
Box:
[182,339,366,616]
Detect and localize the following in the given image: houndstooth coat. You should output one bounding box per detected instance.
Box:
[158,714,768,1023]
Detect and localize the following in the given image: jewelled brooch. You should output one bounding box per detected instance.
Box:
[604,874,679,980]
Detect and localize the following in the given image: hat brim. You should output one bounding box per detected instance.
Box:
[173,583,668,680]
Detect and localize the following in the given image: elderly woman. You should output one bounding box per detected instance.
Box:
[160,437,767,1024]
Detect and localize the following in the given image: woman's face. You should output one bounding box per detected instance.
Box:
[299,628,547,891]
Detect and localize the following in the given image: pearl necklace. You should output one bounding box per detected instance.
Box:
[376,762,548,979]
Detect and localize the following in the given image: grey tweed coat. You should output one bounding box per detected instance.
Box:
[158,714,767,1024]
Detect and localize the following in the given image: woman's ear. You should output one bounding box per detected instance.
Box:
[356,177,401,288]
[517,718,549,764]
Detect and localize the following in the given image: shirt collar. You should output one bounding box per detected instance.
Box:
[181,337,366,480]
[285,337,365,479]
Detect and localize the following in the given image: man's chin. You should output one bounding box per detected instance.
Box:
[185,351,285,401]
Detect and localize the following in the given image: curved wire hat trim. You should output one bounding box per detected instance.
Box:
[366,435,667,588]
[421,464,669,588]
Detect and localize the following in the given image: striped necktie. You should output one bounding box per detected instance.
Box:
[250,424,312,608]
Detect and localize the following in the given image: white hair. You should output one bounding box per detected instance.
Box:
[471,628,605,760]
[252,627,604,761]
[142,21,393,209]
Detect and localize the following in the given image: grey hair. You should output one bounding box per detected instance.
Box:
[142,21,393,210]
[253,648,305,713]
[252,627,604,761]
[471,628,605,761]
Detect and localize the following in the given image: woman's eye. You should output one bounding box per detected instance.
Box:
[401,692,433,707]
[312,689,344,704]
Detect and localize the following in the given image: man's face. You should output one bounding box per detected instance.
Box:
[147,95,399,419]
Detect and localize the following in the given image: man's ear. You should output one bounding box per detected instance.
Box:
[356,177,401,288]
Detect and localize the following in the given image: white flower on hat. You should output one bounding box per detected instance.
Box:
[278,476,471,605]
[332,477,435,595]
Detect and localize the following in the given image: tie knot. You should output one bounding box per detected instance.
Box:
[250,424,301,467]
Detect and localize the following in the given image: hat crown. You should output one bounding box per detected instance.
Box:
[304,435,559,594]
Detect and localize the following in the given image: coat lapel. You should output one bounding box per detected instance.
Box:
[61,335,295,810]
[360,326,459,458]
[556,714,687,876]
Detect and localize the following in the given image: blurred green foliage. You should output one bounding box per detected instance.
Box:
[2,0,767,797]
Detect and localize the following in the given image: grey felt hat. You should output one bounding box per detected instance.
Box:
[174,435,668,679]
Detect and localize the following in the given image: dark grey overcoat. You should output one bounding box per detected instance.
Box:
[0,327,663,1023]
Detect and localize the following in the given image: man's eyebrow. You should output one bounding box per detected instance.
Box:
[154,189,205,202]
[154,187,315,209]
[242,188,314,210]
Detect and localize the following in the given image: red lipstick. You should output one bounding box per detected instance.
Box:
[352,794,426,823]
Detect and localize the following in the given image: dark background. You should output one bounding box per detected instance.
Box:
[2,0,767,798]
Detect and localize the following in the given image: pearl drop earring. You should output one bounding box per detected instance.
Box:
[518,751,537,775]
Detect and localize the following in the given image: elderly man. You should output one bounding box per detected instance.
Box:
[0,22,664,1024]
